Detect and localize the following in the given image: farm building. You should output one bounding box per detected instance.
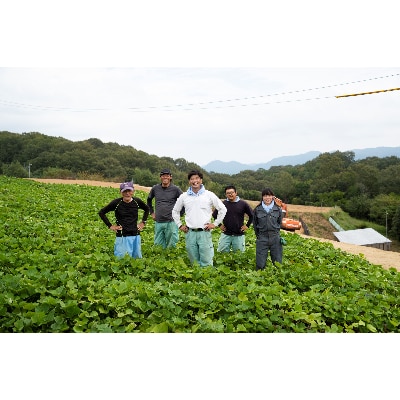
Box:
[333,228,391,251]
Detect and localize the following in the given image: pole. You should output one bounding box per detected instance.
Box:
[28,163,32,178]
[386,211,388,238]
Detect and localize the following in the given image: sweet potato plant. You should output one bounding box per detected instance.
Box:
[0,176,399,332]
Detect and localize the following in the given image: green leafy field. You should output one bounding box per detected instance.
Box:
[1,176,399,332]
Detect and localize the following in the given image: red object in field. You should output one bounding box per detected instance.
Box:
[281,217,302,231]
[274,197,302,231]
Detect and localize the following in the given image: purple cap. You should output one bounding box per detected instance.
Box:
[120,182,134,192]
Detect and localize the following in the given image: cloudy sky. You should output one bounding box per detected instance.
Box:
[2,1,399,168]
[2,67,399,167]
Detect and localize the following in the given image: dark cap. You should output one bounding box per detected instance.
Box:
[120,182,134,192]
[160,168,171,176]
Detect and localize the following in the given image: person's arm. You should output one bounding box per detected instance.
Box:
[98,199,121,232]
[245,202,254,227]
[212,203,225,230]
[238,202,253,232]
[98,207,112,228]
[147,187,155,218]
[137,198,150,222]
[209,195,227,228]
[253,207,259,237]
[172,194,184,227]
[175,187,185,217]
[277,207,283,226]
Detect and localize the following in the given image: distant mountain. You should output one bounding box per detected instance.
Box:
[203,151,321,174]
[203,160,256,175]
[352,147,400,160]
[202,147,400,174]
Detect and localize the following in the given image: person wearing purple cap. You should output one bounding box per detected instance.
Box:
[98,182,149,258]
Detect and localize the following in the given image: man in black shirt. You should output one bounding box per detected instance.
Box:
[212,185,253,253]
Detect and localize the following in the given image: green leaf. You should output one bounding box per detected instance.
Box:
[238,292,248,302]
[14,319,25,331]
[147,322,169,333]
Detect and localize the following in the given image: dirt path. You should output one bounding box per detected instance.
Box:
[30,179,400,272]
[30,179,151,193]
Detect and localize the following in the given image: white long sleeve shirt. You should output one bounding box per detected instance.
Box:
[172,189,227,229]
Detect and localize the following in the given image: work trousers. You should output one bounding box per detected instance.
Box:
[185,230,214,267]
[217,233,245,252]
[154,221,179,249]
[255,233,282,269]
[114,235,142,259]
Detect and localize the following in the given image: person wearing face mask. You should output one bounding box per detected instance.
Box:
[98,182,149,258]
[212,185,253,253]
[253,187,283,269]
[172,170,227,267]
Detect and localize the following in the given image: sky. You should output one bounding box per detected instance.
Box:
[2,67,399,167]
[2,1,400,168]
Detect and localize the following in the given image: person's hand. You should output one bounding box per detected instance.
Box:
[204,223,215,231]
[274,196,283,207]
[179,225,189,233]
[109,225,122,232]
[137,221,145,231]
[240,225,248,232]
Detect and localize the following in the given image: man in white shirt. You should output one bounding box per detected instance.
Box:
[172,170,227,266]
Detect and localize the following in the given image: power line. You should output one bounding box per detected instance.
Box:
[335,87,400,98]
[0,73,399,113]
[127,73,400,111]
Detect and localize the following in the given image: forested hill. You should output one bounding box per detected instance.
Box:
[0,131,203,189]
[2,130,400,241]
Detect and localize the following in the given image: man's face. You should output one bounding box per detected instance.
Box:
[121,189,134,201]
[189,174,202,190]
[160,174,172,186]
[225,189,237,202]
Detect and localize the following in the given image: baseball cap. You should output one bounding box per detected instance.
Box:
[120,182,134,192]
[160,168,171,176]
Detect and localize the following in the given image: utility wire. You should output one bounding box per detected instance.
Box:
[0,73,399,113]
[335,87,400,98]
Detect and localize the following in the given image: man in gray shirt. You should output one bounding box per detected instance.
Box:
[147,168,183,249]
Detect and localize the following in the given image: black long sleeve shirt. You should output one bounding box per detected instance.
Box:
[212,199,254,236]
[99,197,149,237]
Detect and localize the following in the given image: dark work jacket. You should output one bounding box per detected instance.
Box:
[253,203,282,238]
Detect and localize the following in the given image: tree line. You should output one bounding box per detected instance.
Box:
[2,131,400,239]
